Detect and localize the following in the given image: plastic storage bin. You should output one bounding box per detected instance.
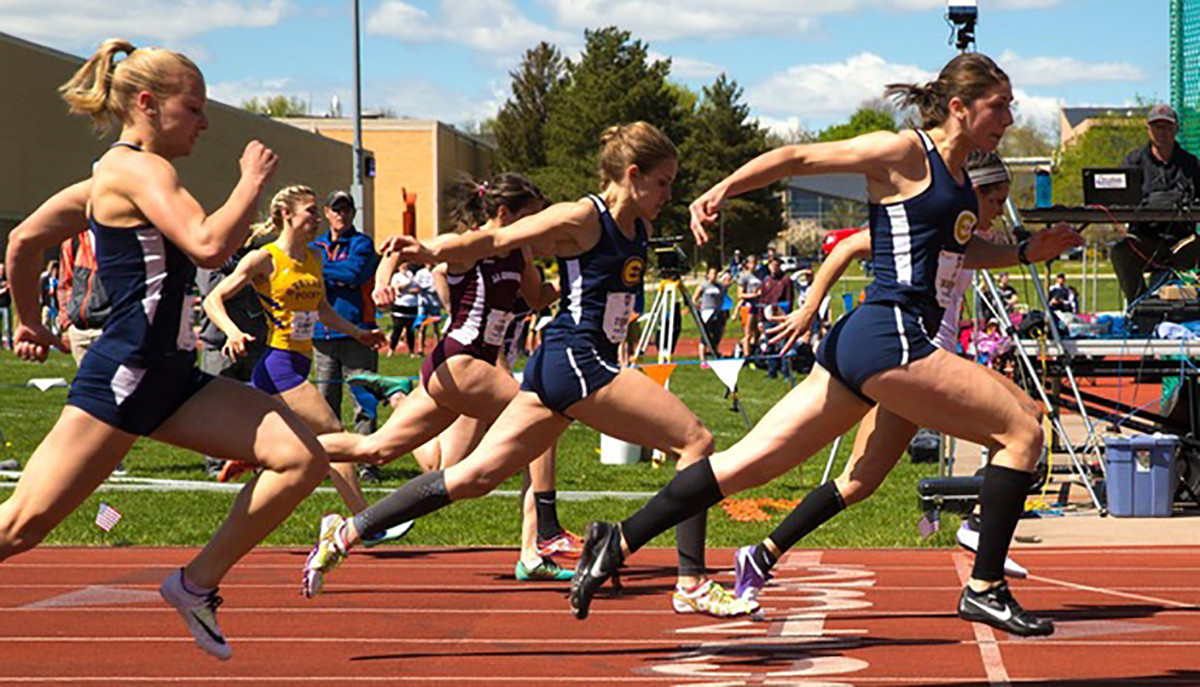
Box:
[1104,434,1178,517]
[600,434,643,465]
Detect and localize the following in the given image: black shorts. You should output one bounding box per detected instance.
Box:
[816,302,938,404]
[68,351,213,436]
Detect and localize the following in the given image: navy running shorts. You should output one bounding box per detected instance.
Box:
[251,347,312,395]
[520,331,621,415]
[816,302,938,404]
[68,350,214,436]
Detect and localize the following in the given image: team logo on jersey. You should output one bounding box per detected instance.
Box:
[954,210,977,245]
[622,257,646,286]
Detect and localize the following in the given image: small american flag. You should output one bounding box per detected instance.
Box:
[95,502,122,532]
[917,511,941,540]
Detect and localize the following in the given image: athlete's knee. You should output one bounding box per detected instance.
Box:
[679,421,715,461]
[833,475,874,506]
[452,463,505,499]
[0,506,49,558]
[1006,413,1044,467]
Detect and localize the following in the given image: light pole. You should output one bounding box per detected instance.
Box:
[351,0,364,213]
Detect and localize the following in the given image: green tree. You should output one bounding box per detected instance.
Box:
[540,27,690,209]
[1053,116,1145,206]
[242,95,307,117]
[817,100,897,142]
[493,42,567,172]
[681,73,781,261]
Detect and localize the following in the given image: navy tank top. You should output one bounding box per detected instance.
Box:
[864,129,979,326]
[548,194,647,350]
[444,246,526,354]
[87,142,198,366]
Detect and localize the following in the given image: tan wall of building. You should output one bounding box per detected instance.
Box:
[281,118,494,243]
[0,32,363,254]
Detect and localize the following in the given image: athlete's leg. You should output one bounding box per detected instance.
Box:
[280,380,367,513]
[436,414,487,470]
[320,385,458,464]
[0,408,136,560]
[151,377,328,588]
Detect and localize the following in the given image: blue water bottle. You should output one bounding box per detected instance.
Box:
[1035,168,1052,208]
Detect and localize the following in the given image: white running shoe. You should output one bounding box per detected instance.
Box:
[303,514,349,598]
[361,519,414,548]
[672,579,760,617]
[956,522,1029,579]
[159,568,232,661]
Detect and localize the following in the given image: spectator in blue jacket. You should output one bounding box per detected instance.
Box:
[311,190,380,447]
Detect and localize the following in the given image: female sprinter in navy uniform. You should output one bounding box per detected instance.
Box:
[304,122,756,618]
[568,54,1081,637]
[0,39,329,660]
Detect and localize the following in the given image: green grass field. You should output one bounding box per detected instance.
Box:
[0,341,962,551]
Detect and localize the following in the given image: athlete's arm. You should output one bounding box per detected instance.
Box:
[5,179,92,360]
[203,249,270,359]
[767,231,870,349]
[963,222,1082,269]
[518,248,557,310]
[373,251,401,307]
[431,264,452,312]
[384,200,596,265]
[116,141,277,269]
[318,299,385,349]
[689,132,912,243]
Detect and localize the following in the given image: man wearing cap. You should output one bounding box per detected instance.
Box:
[1112,104,1200,302]
[312,191,381,455]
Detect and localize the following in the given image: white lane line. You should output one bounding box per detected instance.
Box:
[3,583,1199,594]
[5,637,1200,647]
[1029,573,1199,609]
[953,553,1011,687]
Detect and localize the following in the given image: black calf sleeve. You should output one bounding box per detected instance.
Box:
[675,512,708,577]
[534,490,562,541]
[972,464,1034,582]
[354,470,451,540]
[621,458,723,554]
[766,481,846,557]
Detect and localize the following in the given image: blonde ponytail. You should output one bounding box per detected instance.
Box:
[59,38,202,132]
[597,121,677,189]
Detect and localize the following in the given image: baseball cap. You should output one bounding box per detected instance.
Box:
[1148,104,1178,125]
[326,190,355,211]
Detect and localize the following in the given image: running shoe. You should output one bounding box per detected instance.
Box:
[536,529,584,558]
[303,514,349,599]
[349,373,415,402]
[358,464,384,484]
[956,521,1029,579]
[361,520,415,548]
[672,579,760,617]
[159,568,232,661]
[957,581,1054,637]
[217,460,254,484]
[569,521,624,620]
[515,557,575,581]
[733,545,774,603]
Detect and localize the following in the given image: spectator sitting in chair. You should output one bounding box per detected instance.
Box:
[1048,273,1078,314]
[1111,103,1200,303]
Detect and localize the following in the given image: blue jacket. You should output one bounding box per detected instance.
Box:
[310,227,378,339]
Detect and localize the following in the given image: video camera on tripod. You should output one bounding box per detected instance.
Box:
[648,236,689,279]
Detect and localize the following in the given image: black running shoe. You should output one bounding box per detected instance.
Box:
[569,521,624,620]
[358,465,384,484]
[957,581,1054,637]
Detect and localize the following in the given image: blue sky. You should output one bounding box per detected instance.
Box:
[3,0,1169,139]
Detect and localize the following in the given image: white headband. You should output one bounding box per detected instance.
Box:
[969,164,1010,188]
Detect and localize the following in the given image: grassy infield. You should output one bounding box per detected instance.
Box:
[0,267,1122,551]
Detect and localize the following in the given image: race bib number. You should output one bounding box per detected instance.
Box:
[292,310,317,341]
[603,292,635,344]
[484,310,514,346]
[935,251,964,309]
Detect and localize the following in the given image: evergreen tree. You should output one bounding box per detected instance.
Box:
[540,27,690,207]
[682,74,781,261]
[493,42,567,172]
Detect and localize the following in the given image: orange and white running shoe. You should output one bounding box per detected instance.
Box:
[536,529,584,558]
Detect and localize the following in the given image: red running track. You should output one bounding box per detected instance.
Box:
[1,546,1199,685]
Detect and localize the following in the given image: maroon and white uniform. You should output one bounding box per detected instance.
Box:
[421,248,526,389]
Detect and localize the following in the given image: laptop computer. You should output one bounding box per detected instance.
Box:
[1082,167,1144,207]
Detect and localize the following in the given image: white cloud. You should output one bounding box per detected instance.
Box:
[746,52,931,121]
[1011,88,1062,136]
[0,0,289,46]
[367,0,573,57]
[998,50,1143,87]
[647,51,724,80]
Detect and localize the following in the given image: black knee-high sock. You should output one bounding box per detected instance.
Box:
[534,491,562,540]
[759,481,846,571]
[621,458,723,554]
[675,511,707,578]
[972,464,1034,582]
[354,470,451,540]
